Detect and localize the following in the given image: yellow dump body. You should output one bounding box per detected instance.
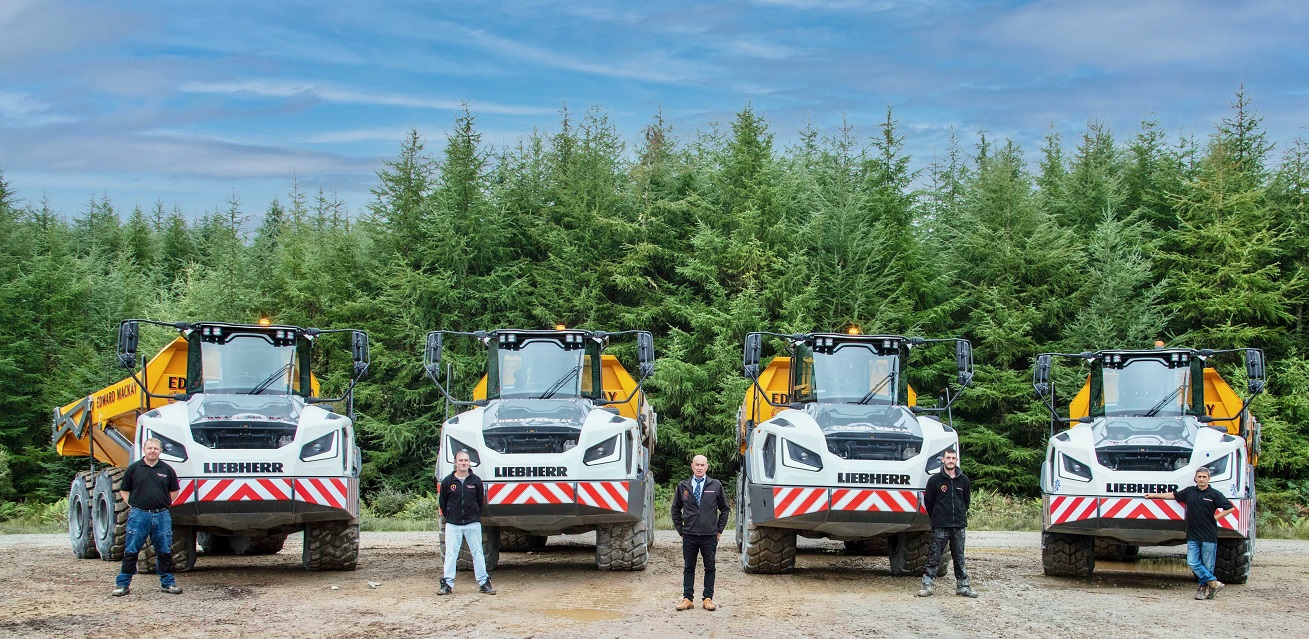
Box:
[53,334,323,469]
[737,356,916,454]
[472,354,650,421]
[1069,367,1246,436]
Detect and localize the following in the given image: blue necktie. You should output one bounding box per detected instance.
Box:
[694,479,703,504]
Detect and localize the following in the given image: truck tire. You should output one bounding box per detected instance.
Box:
[197,532,233,555]
[139,525,197,573]
[246,533,288,555]
[739,491,796,574]
[440,523,500,571]
[596,521,649,571]
[1093,538,1139,561]
[888,531,936,576]
[1042,532,1094,577]
[302,521,359,571]
[92,468,128,561]
[500,530,548,552]
[844,537,889,556]
[68,471,98,559]
[1214,538,1252,584]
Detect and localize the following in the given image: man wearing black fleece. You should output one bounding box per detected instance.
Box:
[918,447,977,598]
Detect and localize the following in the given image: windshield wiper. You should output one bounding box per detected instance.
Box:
[856,373,895,405]
[1142,384,1187,417]
[538,367,580,400]
[248,363,293,395]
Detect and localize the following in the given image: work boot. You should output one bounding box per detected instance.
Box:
[1206,581,1224,599]
[437,582,452,596]
[479,581,497,595]
[1194,586,1208,600]
[111,586,129,597]
[676,598,694,611]
[956,585,978,598]
[917,584,933,597]
[161,584,183,594]
[702,598,717,611]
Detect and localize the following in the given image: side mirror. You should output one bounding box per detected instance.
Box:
[1034,354,1052,397]
[1246,348,1266,395]
[117,321,139,369]
[637,332,655,378]
[743,333,763,378]
[351,331,370,377]
[955,340,974,387]
[425,332,443,376]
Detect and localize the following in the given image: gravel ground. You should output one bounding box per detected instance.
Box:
[1,530,1306,638]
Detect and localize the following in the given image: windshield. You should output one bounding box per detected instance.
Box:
[496,341,593,400]
[199,334,300,395]
[1102,358,1191,417]
[797,344,900,405]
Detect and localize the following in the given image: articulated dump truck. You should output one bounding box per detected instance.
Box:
[53,319,370,572]
[424,327,656,571]
[1033,346,1265,582]
[735,330,974,574]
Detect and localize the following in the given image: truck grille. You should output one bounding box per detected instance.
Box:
[1095,446,1192,472]
[484,429,579,454]
[825,433,922,462]
[191,422,296,449]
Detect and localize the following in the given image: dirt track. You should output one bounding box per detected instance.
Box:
[1,531,1306,638]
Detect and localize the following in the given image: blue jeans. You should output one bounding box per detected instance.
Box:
[1186,540,1217,586]
[442,522,489,587]
[116,508,176,588]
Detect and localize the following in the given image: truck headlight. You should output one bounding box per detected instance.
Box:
[584,435,621,465]
[446,436,480,466]
[782,440,823,471]
[300,432,338,462]
[1059,453,1093,482]
[924,446,956,475]
[1204,454,1233,482]
[148,431,188,463]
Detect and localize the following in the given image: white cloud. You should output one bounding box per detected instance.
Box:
[178,80,556,116]
[0,90,75,126]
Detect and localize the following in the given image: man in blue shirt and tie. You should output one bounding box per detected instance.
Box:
[671,454,730,611]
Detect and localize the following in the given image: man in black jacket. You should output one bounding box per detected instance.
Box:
[918,447,977,598]
[437,450,495,596]
[671,454,730,611]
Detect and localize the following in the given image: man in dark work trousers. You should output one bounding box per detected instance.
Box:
[112,438,183,596]
[671,454,730,611]
[918,447,977,598]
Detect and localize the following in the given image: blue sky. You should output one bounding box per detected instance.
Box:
[1,0,1305,221]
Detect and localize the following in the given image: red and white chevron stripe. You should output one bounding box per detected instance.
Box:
[1048,495,1098,525]
[487,482,576,505]
[1218,499,1247,533]
[171,479,197,506]
[577,481,629,512]
[1100,497,1184,520]
[197,478,292,502]
[830,488,919,513]
[773,486,828,518]
[294,477,351,511]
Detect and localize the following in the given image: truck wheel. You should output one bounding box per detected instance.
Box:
[739,490,796,574]
[440,523,500,571]
[1214,538,1252,584]
[92,468,128,561]
[198,532,233,555]
[1093,538,1138,561]
[68,471,98,559]
[844,537,890,556]
[888,531,937,576]
[500,530,548,552]
[596,521,649,571]
[302,521,359,571]
[244,533,288,555]
[139,525,197,573]
[1042,532,1094,577]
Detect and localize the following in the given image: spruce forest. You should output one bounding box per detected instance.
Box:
[2,94,1307,518]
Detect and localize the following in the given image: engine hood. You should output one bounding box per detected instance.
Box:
[800,403,922,438]
[189,393,304,427]
[1092,416,1196,449]
[484,399,592,432]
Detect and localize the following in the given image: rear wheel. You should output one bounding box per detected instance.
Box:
[1093,538,1139,561]
[139,525,197,573]
[499,530,548,552]
[844,537,889,556]
[440,522,499,571]
[68,471,98,559]
[1042,532,1094,577]
[92,468,128,561]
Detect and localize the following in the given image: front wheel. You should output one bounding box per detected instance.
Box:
[1214,538,1252,584]
[596,521,649,571]
[738,483,795,574]
[302,521,359,571]
[1042,532,1094,577]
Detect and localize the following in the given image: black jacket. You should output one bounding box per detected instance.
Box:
[438,471,484,525]
[923,468,971,529]
[671,476,730,536]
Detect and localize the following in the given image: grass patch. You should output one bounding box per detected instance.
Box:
[969,489,1042,531]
